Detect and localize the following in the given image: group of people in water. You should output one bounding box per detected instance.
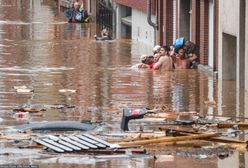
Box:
[63,2,197,67]
[134,39,198,71]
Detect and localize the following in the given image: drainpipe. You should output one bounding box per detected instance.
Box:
[147,0,158,45]
[112,3,117,39]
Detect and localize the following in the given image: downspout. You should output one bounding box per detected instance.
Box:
[112,3,117,39]
[147,0,158,45]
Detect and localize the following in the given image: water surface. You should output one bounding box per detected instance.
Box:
[0,1,247,168]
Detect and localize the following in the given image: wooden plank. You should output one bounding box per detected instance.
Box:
[69,136,98,149]
[83,134,112,147]
[42,138,73,152]
[119,133,218,147]
[107,132,167,143]
[209,137,246,144]
[162,128,200,134]
[76,135,106,148]
[34,139,64,153]
[217,123,248,129]
[169,129,246,144]
[146,140,212,147]
[60,137,89,150]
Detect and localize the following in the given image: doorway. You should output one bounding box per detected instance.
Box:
[179,0,191,40]
[222,33,237,81]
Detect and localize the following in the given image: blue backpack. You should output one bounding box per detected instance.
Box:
[173,37,185,51]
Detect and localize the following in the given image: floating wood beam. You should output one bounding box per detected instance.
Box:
[119,133,218,146]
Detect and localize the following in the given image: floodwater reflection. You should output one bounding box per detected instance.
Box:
[0,0,247,168]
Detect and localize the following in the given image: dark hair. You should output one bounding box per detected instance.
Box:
[161,45,170,52]
[175,47,184,53]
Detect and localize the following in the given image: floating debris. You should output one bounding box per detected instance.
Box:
[16,88,34,93]
[13,121,99,131]
[34,134,117,153]
[159,146,234,159]
[13,85,27,89]
[13,85,34,93]
[118,133,218,147]
[204,100,217,106]
[59,89,76,93]
[154,155,174,162]
[13,112,30,120]
[49,104,76,109]
[43,83,53,86]
[13,107,46,113]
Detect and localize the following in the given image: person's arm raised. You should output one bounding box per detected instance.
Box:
[138,63,150,69]
[188,53,197,62]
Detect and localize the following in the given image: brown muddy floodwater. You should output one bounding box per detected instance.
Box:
[0,0,248,168]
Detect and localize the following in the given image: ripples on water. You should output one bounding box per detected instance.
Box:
[0,0,244,127]
[0,0,247,167]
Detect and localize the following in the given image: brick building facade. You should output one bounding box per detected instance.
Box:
[113,0,151,13]
[91,0,247,93]
[112,0,219,73]
[57,0,248,114]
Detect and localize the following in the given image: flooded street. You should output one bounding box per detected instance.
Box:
[0,0,248,168]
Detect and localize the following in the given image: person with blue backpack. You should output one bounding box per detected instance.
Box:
[173,37,185,52]
[173,37,198,68]
[173,37,198,56]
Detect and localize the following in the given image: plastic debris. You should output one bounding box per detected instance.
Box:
[59,89,76,93]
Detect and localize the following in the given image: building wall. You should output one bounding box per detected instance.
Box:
[218,0,240,80]
[115,4,126,38]
[132,8,155,45]
[87,0,96,21]
[164,0,174,45]
[214,0,219,71]
[220,0,239,36]
[239,0,246,89]
[242,0,247,119]
[157,0,174,46]
[199,0,209,65]
[246,1,248,91]
[191,0,200,45]
[113,0,147,12]
[218,0,248,118]
[208,0,214,68]
[179,0,191,40]
[157,0,163,45]
[114,1,155,45]
[113,0,156,13]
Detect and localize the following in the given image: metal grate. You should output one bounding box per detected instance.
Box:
[34,134,112,153]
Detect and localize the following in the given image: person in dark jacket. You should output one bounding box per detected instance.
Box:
[64,2,88,23]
